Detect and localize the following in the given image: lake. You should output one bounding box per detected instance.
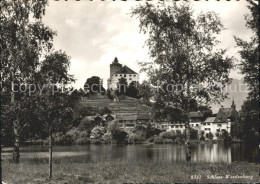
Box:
[1,143,258,164]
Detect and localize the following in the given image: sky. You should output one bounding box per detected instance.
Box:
[42,0,253,91]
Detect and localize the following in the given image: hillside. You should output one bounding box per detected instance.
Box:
[79,94,151,116]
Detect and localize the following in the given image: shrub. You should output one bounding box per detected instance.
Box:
[208,132,214,140]
[154,135,164,144]
[54,133,73,145]
[108,121,128,143]
[78,118,94,132]
[145,136,154,143]
[91,139,103,145]
[159,131,176,140]
[102,133,112,144]
[75,137,90,145]
[128,130,145,144]
[66,128,81,142]
[90,126,105,139]
[190,129,199,140]
[99,107,112,115]
[215,132,220,138]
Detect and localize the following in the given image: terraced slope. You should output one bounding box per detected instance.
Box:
[79,95,151,116]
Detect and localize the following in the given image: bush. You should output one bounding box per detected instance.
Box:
[99,107,112,115]
[91,139,103,145]
[67,128,81,142]
[108,121,128,143]
[154,135,164,144]
[75,137,90,145]
[90,126,105,139]
[190,129,199,140]
[222,130,232,142]
[102,133,112,144]
[145,136,154,143]
[164,138,174,143]
[146,125,161,139]
[159,131,176,140]
[54,133,73,145]
[78,118,94,132]
[128,131,145,144]
[208,132,214,140]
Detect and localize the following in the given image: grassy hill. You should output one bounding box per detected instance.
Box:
[78,94,151,116]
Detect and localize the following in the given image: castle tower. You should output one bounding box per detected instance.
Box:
[231,99,236,110]
[110,57,122,77]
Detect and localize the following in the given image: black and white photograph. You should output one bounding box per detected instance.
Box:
[1,0,259,183]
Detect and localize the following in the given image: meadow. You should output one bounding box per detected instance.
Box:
[2,160,259,184]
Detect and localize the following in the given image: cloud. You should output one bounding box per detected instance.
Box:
[43,0,252,90]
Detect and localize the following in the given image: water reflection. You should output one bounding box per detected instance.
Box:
[1,143,258,164]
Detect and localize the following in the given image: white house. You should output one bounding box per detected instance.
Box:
[201,100,238,139]
[167,122,186,133]
[107,57,139,90]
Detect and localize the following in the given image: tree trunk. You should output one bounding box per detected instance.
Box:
[185,121,191,162]
[49,128,53,179]
[11,68,20,163]
[13,120,20,163]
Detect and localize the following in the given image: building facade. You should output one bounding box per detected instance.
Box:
[107,57,139,90]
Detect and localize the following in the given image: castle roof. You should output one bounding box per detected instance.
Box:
[114,65,137,75]
[214,107,238,123]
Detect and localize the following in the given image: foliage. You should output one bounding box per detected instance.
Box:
[153,135,165,144]
[99,107,112,116]
[1,0,55,150]
[131,2,233,124]
[90,126,105,139]
[145,124,161,139]
[234,0,259,100]
[54,133,73,146]
[126,81,139,98]
[190,129,199,140]
[208,132,214,140]
[159,131,176,140]
[84,76,105,94]
[200,131,205,141]
[77,118,94,132]
[138,80,153,101]
[108,121,128,143]
[234,0,259,148]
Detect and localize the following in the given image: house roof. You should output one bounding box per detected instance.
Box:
[188,111,204,118]
[114,65,137,75]
[214,108,238,123]
[137,113,151,120]
[117,115,137,121]
[104,114,116,119]
[205,117,216,123]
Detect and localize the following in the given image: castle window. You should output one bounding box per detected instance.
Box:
[129,78,132,80]
[120,74,122,76]
[134,75,136,77]
[115,74,117,77]
[124,74,126,77]
[129,75,132,77]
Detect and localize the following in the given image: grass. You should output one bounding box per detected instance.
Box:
[2,160,259,183]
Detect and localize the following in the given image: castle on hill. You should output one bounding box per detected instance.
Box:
[107,57,139,90]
